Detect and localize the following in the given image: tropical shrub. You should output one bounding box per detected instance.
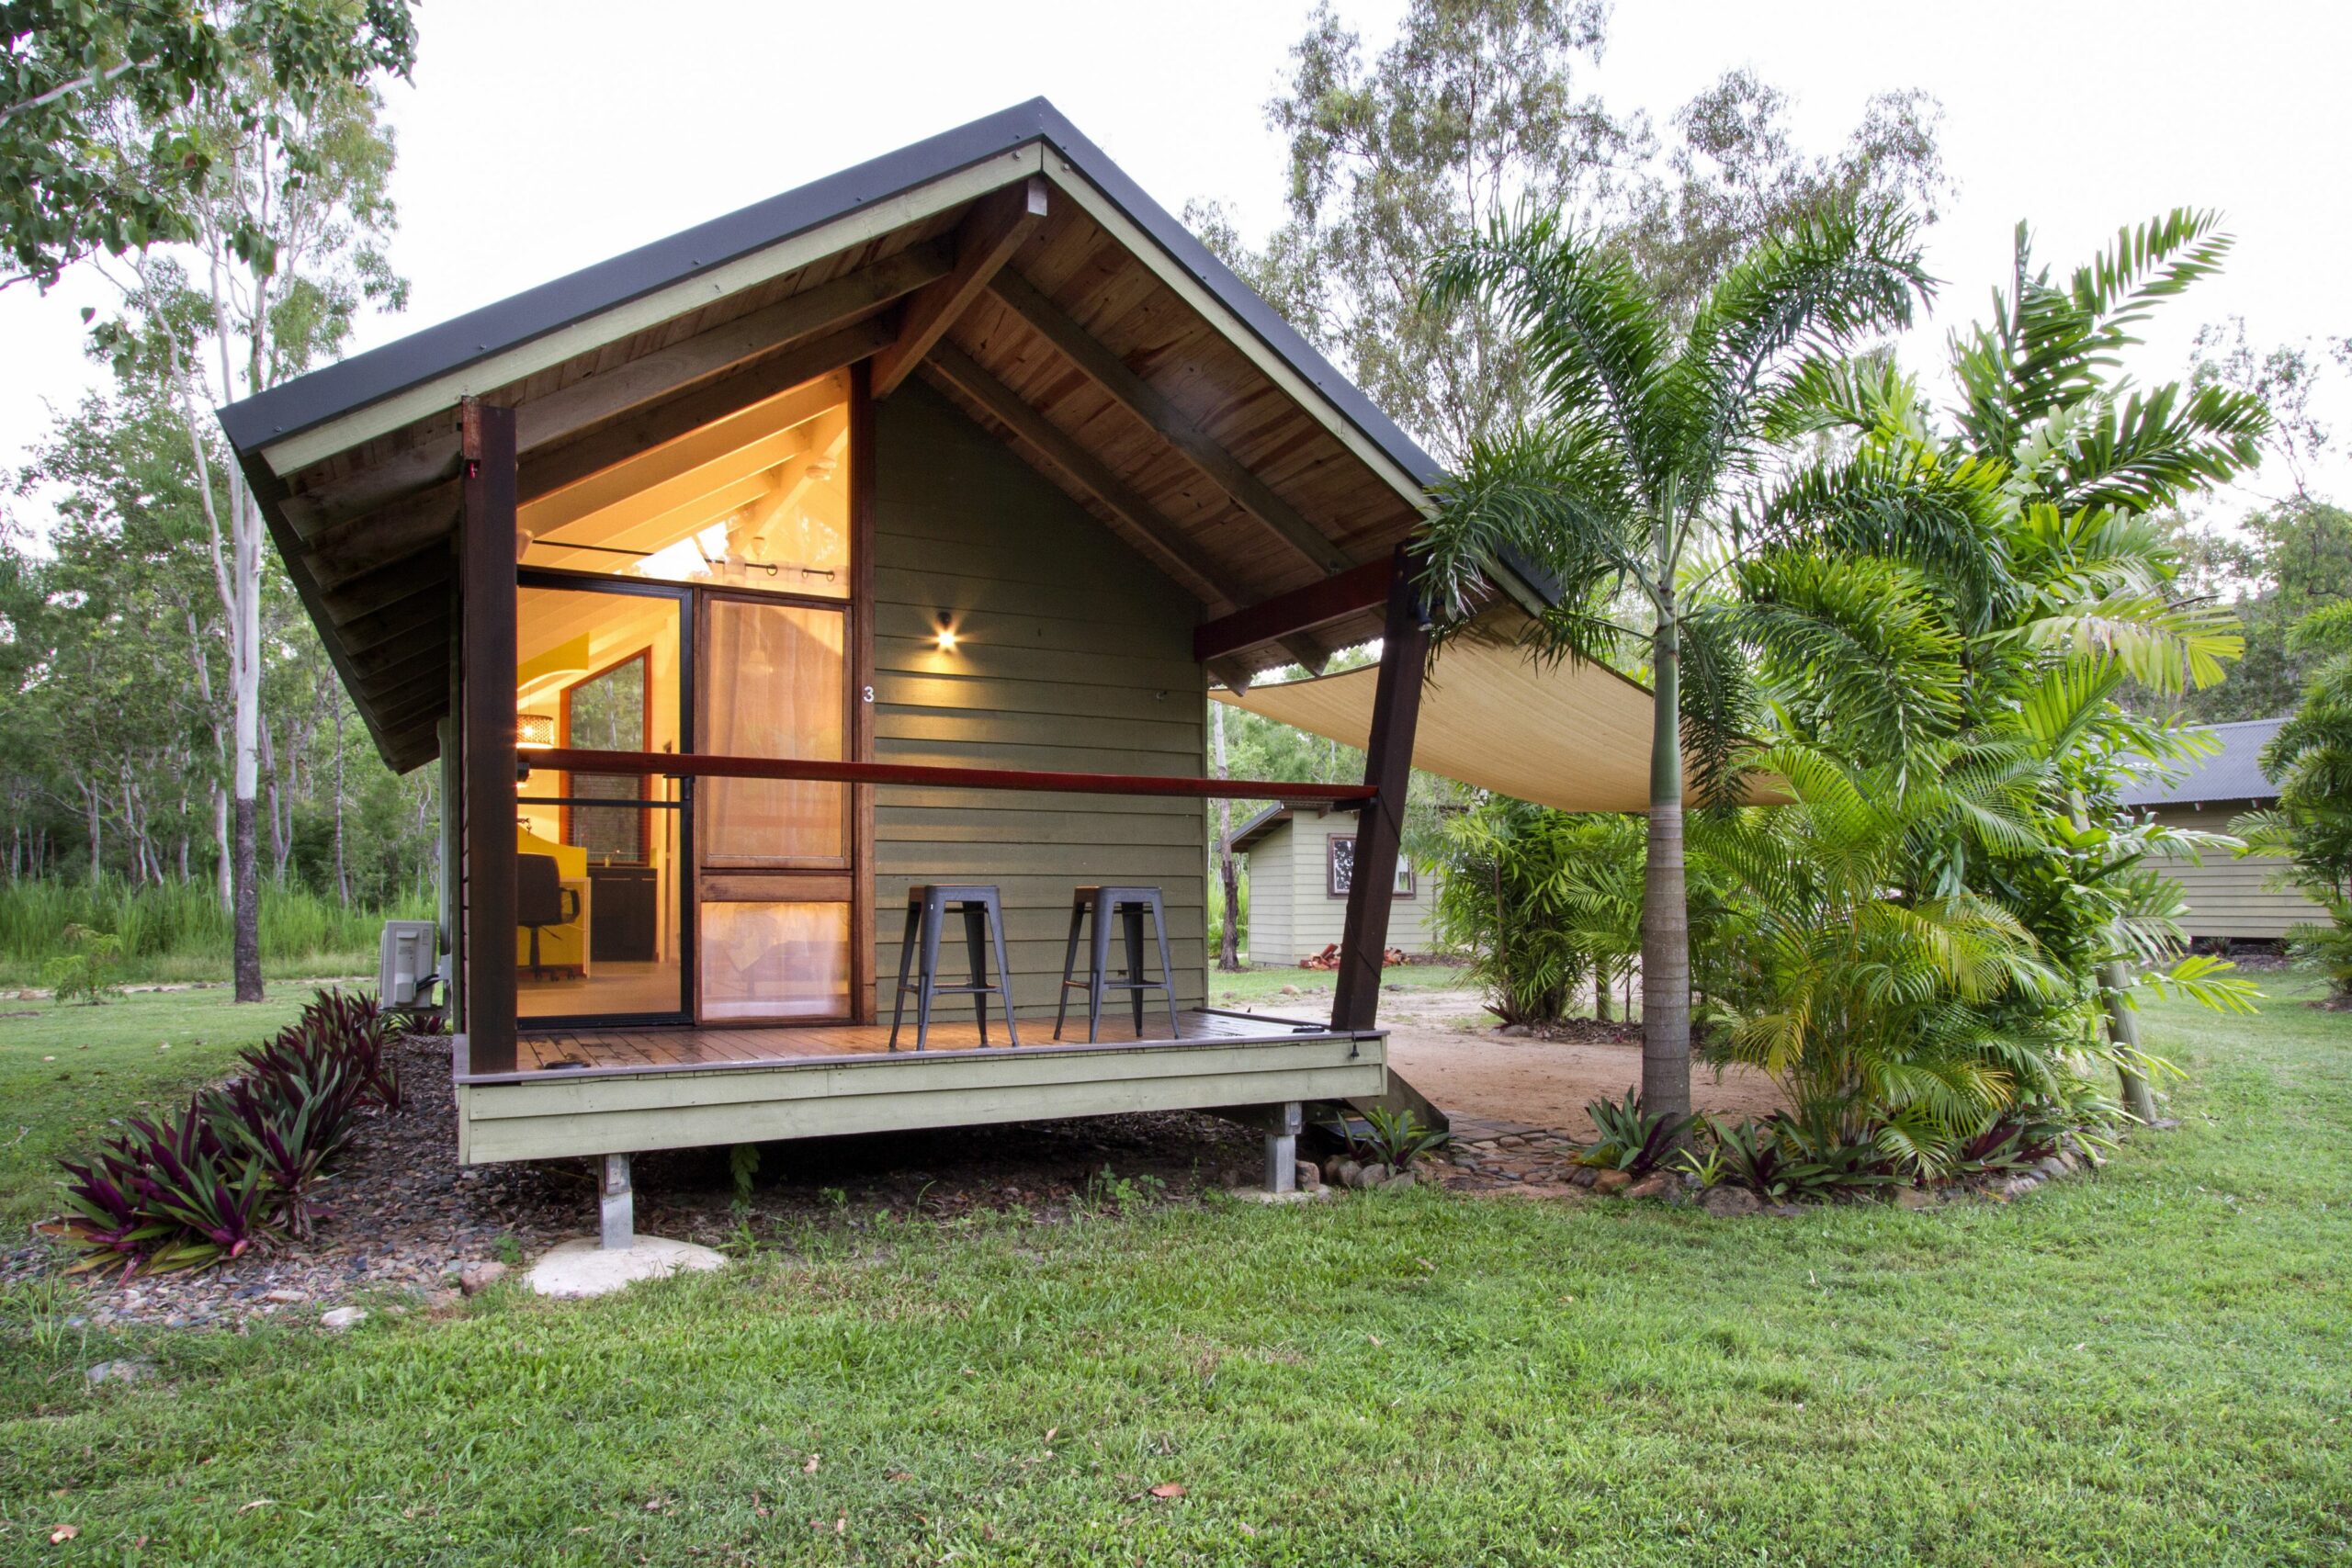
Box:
[1351,1106,1451,1171]
[49,988,404,1274]
[41,922,123,1004]
[1429,802,1654,1024]
[1579,1089,1692,1175]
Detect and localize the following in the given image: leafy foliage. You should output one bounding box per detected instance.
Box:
[1578,1089,1692,1175]
[1351,1107,1451,1172]
[40,922,122,1003]
[48,987,401,1273]
[0,0,419,288]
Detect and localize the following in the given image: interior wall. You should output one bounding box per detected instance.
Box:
[871,380,1209,1020]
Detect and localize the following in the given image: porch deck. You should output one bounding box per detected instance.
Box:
[509,1007,1330,1075]
[452,1010,1386,1165]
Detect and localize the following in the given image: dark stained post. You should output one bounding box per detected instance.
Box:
[460,400,519,1074]
[1330,546,1430,1032]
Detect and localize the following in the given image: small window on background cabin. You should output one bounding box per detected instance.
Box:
[518,369,851,597]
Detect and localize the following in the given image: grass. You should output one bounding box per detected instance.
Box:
[0,878,429,987]
[0,987,343,1229]
[0,984,2346,1563]
[1207,957,1469,1010]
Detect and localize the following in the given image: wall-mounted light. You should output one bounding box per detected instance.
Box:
[517,712,557,749]
[934,615,959,653]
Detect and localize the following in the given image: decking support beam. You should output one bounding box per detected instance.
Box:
[1263,1100,1302,1193]
[459,400,519,1076]
[1331,547,1430,1033]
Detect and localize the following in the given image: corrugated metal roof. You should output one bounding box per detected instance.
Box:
[2117,716,2290,806]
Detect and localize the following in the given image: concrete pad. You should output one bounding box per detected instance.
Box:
[526,1235,726,1300]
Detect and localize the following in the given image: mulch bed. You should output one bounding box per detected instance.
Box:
[4,1034,1277,1329]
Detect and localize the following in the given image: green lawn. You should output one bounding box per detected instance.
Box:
[1208,958,1468,1010]
[0,983,2346,1564]
[0,987,328,1229]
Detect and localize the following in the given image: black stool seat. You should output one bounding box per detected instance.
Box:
[1055,885,1178,1043]
[889,885,1020,1052]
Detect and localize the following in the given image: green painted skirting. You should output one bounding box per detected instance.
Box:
[455,1033,1385,1164]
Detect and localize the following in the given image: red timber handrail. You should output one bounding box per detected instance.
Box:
[530,748,1377,807]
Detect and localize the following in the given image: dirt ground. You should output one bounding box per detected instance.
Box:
[1257,984,1788,1139]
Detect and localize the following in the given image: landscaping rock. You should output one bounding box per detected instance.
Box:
[1698,1186,1762,1217]
[458,1261,510,1296]
[320,1306,368,1331]
[1590,1168,1634,1195]
[1568,1166,1600,1189]
[1293,1159,1322,1193]
[1990,1174,2041,1201]
[1894,1187,1938,1211]
[2033,1156,2070,1181]
[1356,1162,1392,1189]
[1329,1158,1362,1190]
[84,1359,154,1386]
[262,1288,306,1305]
[1625,1173,1682,1202]
[1385,1170,1417,1192]
[1767,1203,1806,1218]
[1499,1024,1532,1038]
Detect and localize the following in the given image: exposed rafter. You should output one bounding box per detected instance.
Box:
[922,342,1325,669]
[986,269,1353,576]
[872,176,1048,396]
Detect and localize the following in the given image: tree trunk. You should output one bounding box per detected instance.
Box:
[2100,959,2162,1123]
[1211,700,1241,971]
[333,697,350,905]
[1642,615,1691,1120]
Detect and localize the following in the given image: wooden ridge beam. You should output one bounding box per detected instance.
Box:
[873,176,1048,396]
[987,269,1353,575]
[1192,558,1392,666]
[284,243,951,536]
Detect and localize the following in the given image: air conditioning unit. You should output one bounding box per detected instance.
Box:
[379,919,443,1009]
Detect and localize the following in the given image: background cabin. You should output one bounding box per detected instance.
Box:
[2120,716,2327,944]
[1232,805,1439,965]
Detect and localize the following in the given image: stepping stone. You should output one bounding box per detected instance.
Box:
[526,1236,726,1300]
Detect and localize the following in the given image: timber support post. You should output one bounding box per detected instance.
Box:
[1330,547,1430,1032]
[459,399,519,1075]
[1262,1100,1303,1193]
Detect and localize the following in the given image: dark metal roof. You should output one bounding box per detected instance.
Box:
[2118,716,2289,807]
[1227,804,1290,852]
[217,97,1445,495]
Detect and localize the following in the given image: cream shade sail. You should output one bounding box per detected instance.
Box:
[1216,620,1714,813]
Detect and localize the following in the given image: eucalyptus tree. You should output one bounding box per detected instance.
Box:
[73,14,409,1000]
[0,0,417,288]
[1415,202,1933,1119]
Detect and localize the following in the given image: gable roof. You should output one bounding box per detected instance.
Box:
[2118,716,2290,807]
[222,98,1442,493]
[218,100,1462,771]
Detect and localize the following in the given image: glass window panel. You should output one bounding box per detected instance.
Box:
[701,599,846,865]
[515,585,684,1021]
[518,370,851,597]
[700,902,851,1020]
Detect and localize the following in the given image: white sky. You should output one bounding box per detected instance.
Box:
[5,0,2347,525]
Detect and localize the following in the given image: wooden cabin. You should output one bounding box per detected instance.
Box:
[2120,716,2326,944]
[1230,805,1440,965]
[220,101,1544,1234]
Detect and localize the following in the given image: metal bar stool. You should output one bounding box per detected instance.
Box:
[1055,885,1178,1043]
[888,885,1020,1053]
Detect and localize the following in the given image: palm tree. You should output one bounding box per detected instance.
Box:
[1415,204,1932,1119]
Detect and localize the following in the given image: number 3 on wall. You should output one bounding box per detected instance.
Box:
[863,686,874,703]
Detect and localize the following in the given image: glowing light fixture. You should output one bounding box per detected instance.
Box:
[934,616,959,653]
[516,712,557,749]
